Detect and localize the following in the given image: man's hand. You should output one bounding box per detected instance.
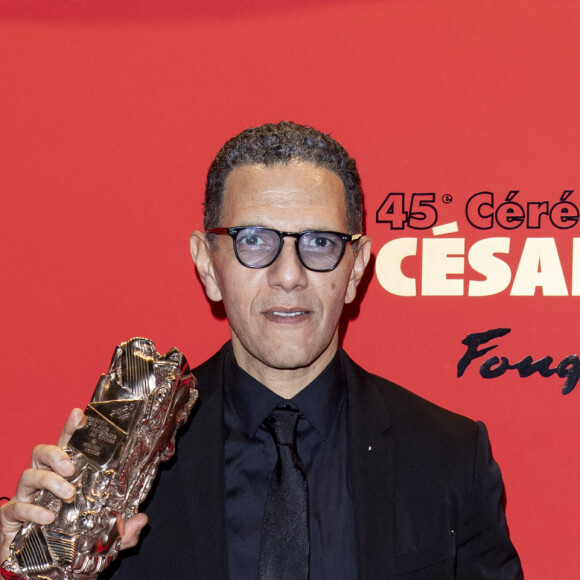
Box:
[0,409,148,564]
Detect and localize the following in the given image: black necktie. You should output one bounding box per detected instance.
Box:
[258,404,310,580]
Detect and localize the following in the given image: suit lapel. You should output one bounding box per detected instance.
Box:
[342,352,397,580]
[175,345,229,578]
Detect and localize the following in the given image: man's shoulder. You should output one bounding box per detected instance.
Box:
[340,349,478,446]
[193,342,230,371]
[190,342,231,393]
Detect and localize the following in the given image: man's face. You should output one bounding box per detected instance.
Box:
[191,161,370,390]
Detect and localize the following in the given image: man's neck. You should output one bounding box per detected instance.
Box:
[230,340,339,399]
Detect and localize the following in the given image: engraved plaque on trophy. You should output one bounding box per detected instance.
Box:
[2,338,198,579]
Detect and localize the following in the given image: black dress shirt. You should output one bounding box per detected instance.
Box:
[223,346,357,579]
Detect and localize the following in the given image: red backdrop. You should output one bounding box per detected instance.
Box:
[1,1,579,577]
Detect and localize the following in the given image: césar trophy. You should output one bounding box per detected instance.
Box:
[2,338,198,579]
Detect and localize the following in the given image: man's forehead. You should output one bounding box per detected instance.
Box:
[223,162,345,205]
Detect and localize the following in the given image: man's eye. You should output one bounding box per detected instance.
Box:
[306,235,335,249]
[240,234,261,246]
[238,232,272,247]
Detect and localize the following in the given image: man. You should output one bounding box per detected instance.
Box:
[0,122,522,578]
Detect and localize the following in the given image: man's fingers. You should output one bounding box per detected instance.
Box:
[1,500,56,532]
[57,408,86,448]
[119,513,149,550]
[30,444,74,477]
[0,410,84,563]
[0,500,57,562]
[14,468,76,504]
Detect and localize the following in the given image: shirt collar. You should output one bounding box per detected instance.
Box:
[224,344,345,440]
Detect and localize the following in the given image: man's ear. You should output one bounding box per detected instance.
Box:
[190,231,223,302]
[344,235,371,304]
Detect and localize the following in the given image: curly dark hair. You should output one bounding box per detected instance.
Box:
[204,121,363,235]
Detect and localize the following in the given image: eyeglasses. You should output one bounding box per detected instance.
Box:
[206,226,362,272]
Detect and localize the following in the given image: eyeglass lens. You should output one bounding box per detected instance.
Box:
[234,227,346,271]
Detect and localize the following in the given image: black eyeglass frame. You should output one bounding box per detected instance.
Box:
[206,226,362,272]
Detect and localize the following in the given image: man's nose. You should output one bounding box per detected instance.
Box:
[266,238,308,290]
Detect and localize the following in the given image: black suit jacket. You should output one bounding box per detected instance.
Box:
[103,343,522,579]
